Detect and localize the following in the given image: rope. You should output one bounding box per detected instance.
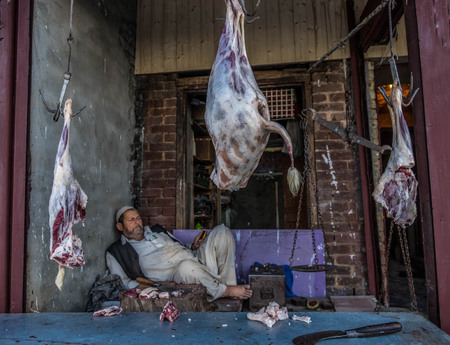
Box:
[307,0,391,73]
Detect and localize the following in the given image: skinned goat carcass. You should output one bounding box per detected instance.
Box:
[373,84,418,227]
[205,0,300,196]
[49,99,88,290]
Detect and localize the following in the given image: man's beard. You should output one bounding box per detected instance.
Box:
[127,224,143,238]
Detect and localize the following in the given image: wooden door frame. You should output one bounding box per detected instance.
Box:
[0,0,31,313]
[175,68,317,230]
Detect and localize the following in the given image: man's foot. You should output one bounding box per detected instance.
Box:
[222,284,253,299]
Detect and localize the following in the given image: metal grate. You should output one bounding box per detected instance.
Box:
[263,88,297,120]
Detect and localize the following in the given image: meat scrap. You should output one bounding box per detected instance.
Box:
[139,287,159,299]
[292,315,312,324]
[49,99,88,290]
[373,84,418,227]
[205,0,300,196]
[247,302,289,328]
[158,291,170,299]
[124,288,141,298]
[93,306,123,317]
[160,301,180,322]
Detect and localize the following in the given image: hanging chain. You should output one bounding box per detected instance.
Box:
[375,221,395,311]
[397,225,418,311]
[289,109,310,266]
[303,109,322,266]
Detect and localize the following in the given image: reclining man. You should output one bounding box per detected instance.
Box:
[106,206,253,301]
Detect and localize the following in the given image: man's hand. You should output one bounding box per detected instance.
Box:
[192,230,207,250]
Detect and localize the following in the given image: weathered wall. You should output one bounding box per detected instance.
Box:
[26,0,137,312]
[311,61,367,295]
[136,60,367,295]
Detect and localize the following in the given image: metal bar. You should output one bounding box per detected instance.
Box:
[346,0,378,296]
[308,0,390,73]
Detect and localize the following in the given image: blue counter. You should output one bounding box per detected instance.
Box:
[1,311,449,344]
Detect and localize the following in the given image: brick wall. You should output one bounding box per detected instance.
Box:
[311,61,368,295]
[136,61,368,296]
[136,73,178,231]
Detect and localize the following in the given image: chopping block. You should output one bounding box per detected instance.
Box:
[120,283,213,312]
[248,265,286,311]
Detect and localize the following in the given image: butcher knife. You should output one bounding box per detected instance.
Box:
[136,277,192,293]
[292,322,402,344]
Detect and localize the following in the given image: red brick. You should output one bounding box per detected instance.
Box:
[150,215,175,230]
[153,197,175,207]
[164,98,177,108]
[145,132,163,143]
[312,83,343,93]
[151,124,176,134]
[162,207,176,216]
[164,169,177,179]
[151,160,176,169]
[144,151,163,160]
[163,115,177,125]
[164,151,176,160]
[145,178,175,187]
[149,143,176,152]
[313,93,327,103]
[164,133,176,143]
[140,188,163,198]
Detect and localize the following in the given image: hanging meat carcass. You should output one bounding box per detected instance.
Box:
[49,98,88,290]
[205,0,300,196]
[373,84,418,227]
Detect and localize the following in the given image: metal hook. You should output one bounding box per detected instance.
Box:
[39,89,86,122]
[239,0,260,17]
[239,0,261,23]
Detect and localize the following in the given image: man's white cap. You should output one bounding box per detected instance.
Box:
[116,206,137,223]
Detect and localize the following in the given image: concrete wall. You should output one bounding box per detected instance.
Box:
[26,0,137,312]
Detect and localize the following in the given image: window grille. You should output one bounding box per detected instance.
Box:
[263,88,297,120]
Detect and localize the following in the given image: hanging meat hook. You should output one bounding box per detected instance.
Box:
[239,0,261,23]
[39,0,85,122]
[378,0,419,108]
[303,108,392,154]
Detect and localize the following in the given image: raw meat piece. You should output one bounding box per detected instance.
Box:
[93,306,122,317]
[160,301,180,322]
[205,0,301,196]
[171,290,183,297]
[158,291,170,299]
[373,84,418,227]
[139,287,159,299]
[49,99,88,290]
[247,302,289,328]
[124,288,141,298]
[292,315,312,324]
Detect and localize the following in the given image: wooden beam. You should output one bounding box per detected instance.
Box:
[359,0,404,51]
[346,0,379,296]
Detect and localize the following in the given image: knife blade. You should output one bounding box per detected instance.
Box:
[292,322,402,344]
[136,277,192,293]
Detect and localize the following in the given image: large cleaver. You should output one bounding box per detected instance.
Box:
[136,277,192,293]
[292,322,402,344]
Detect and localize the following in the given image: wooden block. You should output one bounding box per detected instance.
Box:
[120,283,213,312]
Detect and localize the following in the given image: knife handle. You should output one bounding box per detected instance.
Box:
[346,322,402,338]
